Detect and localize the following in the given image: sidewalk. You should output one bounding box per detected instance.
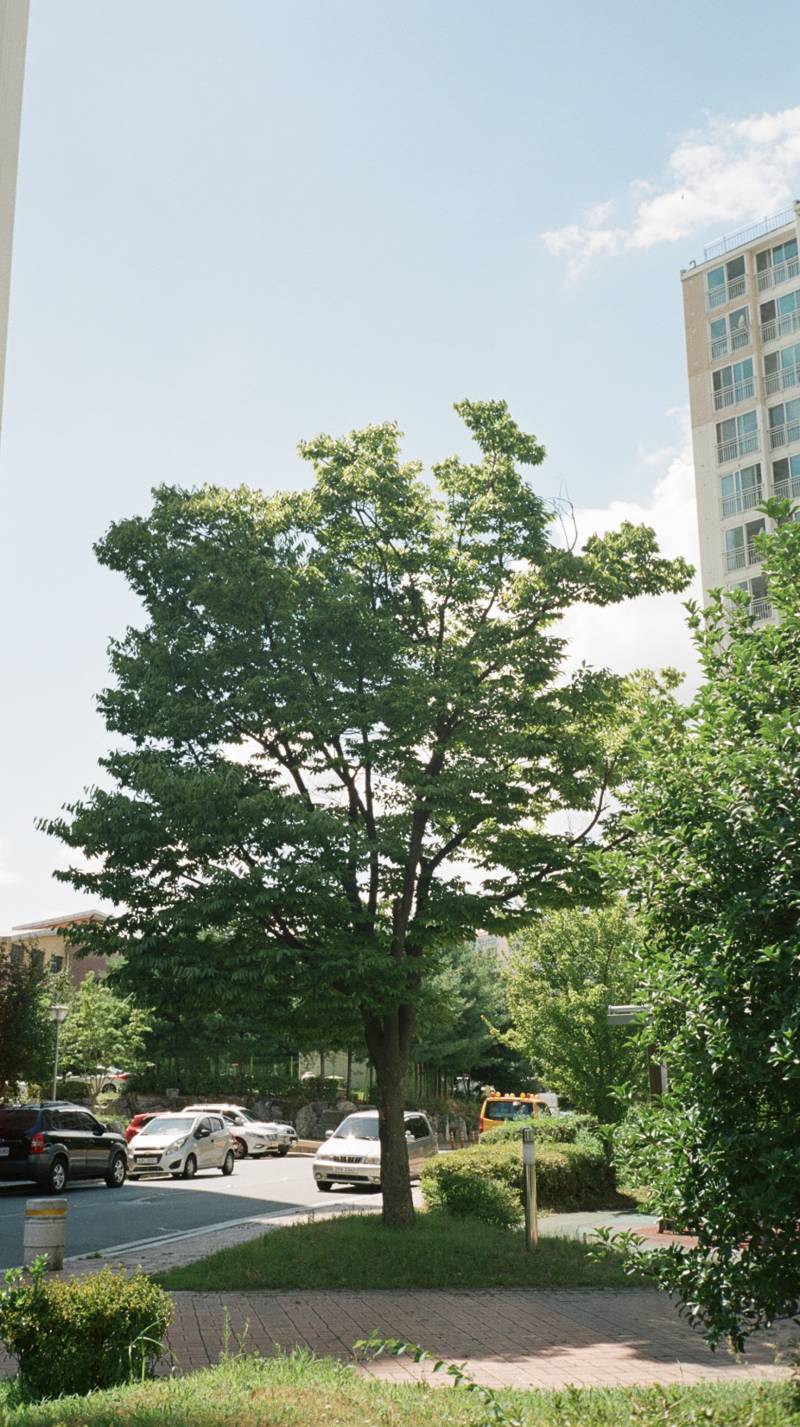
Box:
[163,1287,793,1389]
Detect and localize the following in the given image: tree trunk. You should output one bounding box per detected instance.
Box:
[364,1008,415,1227]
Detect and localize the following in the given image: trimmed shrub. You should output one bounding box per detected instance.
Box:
[0,1263,172,1400]
[58,1079,92,1101]
[421,1136,616,1215]
[421,1161,519,1228]
[481,1113,599,1147]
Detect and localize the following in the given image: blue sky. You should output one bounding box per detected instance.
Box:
[2,0,800,925]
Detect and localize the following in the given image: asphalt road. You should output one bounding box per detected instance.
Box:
[0,1152,382,1269]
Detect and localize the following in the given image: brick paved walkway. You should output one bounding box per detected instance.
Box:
[1,1285,788,1390]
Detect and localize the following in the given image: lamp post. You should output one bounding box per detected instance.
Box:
[48,1004,68,1101]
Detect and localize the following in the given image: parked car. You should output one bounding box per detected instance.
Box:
[128,1112,236,1179]
[64,1066,131,1095]
[124,1110,165,1144]
[0,1103,128,1193]
[183,1103,298,1159]
[312,1110,437,1191]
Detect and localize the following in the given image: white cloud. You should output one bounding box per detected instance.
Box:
[543,105,800,279]
[559,411,702,692]
[0,843,21,890]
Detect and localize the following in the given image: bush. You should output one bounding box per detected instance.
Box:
[421,1136,617,1215]
[57,1079,92,1101]
[420,1161,519,1228]
[481,1112,599,1146]
[0,1262,172,1401]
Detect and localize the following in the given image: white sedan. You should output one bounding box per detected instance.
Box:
[128,1112,236,1179]
[184,1103,298,1159]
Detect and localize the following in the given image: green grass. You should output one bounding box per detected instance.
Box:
[156,1210,648,1292]
[0,1352,796,1426]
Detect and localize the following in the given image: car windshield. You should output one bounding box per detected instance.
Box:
[333,1114,380,1140]
[236,1108,259,1122]
[485,1101,534,1120]
[138,1116,195,1136]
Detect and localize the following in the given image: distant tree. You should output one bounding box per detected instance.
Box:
[44,399,689,1226]
[412,940,508,1093]
[0,955,50,1095]
[57,974,152,1087]
[502,901,642,1121]
[619,504,800,1349]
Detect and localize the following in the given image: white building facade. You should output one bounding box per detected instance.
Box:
[681,201,800,620]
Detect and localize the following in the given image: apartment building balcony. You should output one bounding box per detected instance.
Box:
[757,255,800,292]
[716,431,759,464]
[750,596,772,621]
[713,377,755,411]
[760,308,800,344]
[764,361,800,397]
[707,275,747,310]
[720,484,763,518]
[709,327,750,361]
[768,418,800,450]
[724,542,762,572]
[773,472,800,501]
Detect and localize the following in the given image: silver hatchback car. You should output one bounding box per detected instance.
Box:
[313,1109,437,1191]
[128,1112,236,1179]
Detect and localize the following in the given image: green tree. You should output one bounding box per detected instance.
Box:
[0,955,51,1095]
[620,503,800,1348]
[411,940,507,1093]
[57,973,152,1086]
[44,399,688,1225]
[501,901,642,1121]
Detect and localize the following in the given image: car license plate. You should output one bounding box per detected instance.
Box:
[0,1147,9,1157]
[137,1155,159,1163]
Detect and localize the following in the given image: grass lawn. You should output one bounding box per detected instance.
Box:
[0,1353,796,1426]
[156,1210,649,1292]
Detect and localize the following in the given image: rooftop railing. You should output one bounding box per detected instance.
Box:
[704,208,796,262]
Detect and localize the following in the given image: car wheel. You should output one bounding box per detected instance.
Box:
[316,1180,332,1192]
[105,1152,127,1188]
[47,1157,68,1194]
[277,1145,290,1157]
[233,1138,247,1159]
[182,1154,197,1180]
[221,1150,235,1176]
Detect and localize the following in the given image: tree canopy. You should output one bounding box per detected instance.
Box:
[620,503,800,1347]
[502,901,643,1121]
[45,398,689,1224]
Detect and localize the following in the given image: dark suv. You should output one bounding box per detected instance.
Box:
[0,1103,128,1193]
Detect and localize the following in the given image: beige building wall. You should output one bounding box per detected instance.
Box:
[0,0,28,438]
[0,911,109,986]
[681,201,800,615]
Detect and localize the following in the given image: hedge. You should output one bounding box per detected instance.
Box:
[481,1113,600,1147]
[421,1137,617,1215]
[0,1264,172,1400]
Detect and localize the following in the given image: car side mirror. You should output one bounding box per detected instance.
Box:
[405,1130,414,1140]
[324,1129,333,1139]
[196,1128,209,1138]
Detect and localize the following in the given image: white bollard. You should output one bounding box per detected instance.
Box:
[24,1198,67,1271]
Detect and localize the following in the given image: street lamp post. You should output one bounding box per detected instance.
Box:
[48,1004,68,1101]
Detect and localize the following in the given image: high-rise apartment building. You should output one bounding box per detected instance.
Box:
[681,200,800,620]
[0,0,28,438]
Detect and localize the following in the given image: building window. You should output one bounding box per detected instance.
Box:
[29,948,44,971]
[724,518,765,572]
[764,340,800,396]
[712,357,754,410]
[760,288,800,343]
[756,236,799,291]
[50,954,64,973]
[716,410,758,464]
[772,453,800,501]
[768,398,800,450]
[707,255,747,309]
[709,306,750,359]
[10,942,24,967]
[720,463,762,517]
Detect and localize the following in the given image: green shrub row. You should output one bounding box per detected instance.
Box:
[421,1136,616,1220]
[0,1263,172,1401]
[481,1112,599,1147]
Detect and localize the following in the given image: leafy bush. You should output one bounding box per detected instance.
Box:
[421,1136,617,1215]
[481,1112,598,1146]
[59,1079,92,1101]
[420,1160,519,1228]
[0,1262,172,1400]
